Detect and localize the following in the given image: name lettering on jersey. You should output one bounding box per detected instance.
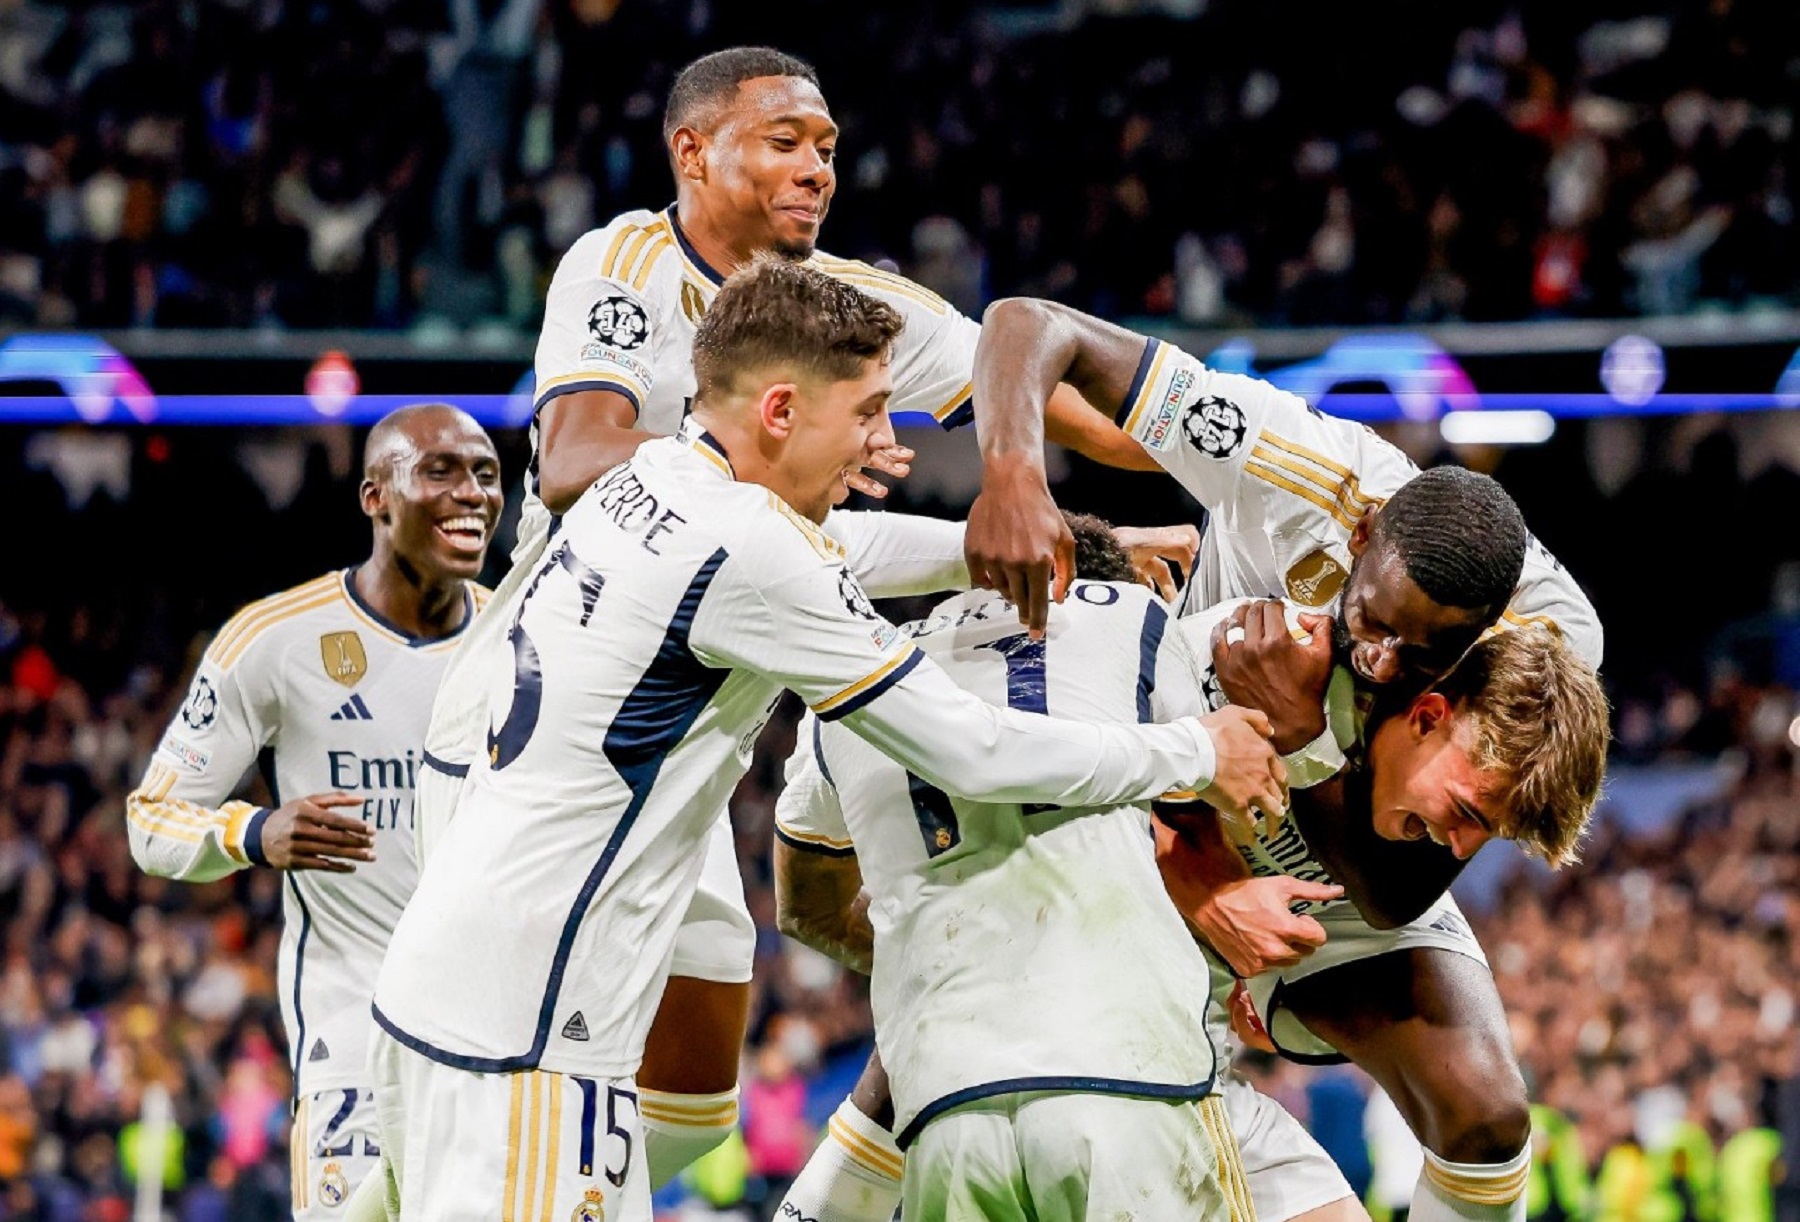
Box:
[1285,549,1348,607]
[591,465,689,554]
[179,674,219,730]
[1141,366,1196,452]
[587,294,649,350]
[1238,821,1341,914]
[319,632,368,687]
[325,750,418,829]
[156,732,211,772]
[897,595,1002,641]
[1182,395,1249,459]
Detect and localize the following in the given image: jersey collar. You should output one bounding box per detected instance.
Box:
[666,205,727,287]
[677,419,737,480]
[341,567,476,648]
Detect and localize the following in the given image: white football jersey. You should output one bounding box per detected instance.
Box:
[522,205,979,556]
[125,571,487,1094]
[1168,599,1360,919]
[374,425,1222,1080]
[776,583,1223,1148]
[1112,337,1603,669]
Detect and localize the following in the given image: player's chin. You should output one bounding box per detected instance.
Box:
[769,219,820,259]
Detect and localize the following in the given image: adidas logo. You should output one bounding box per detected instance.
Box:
[308,1039,331,1062]
[330,694,375,721]
[561,1012,590,1042]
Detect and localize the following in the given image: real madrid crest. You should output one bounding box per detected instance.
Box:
[320,632,368,687]
[1284,549,1348,607]
[318,1161,350,1207]
[572,1186,606,1222]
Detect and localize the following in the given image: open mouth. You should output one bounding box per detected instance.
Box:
[435,515,489,555]
[1350,644,1381,682]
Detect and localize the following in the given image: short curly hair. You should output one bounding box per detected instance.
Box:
[1370,466,1528,613]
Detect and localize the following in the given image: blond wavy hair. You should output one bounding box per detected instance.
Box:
[1432,625,1610,866]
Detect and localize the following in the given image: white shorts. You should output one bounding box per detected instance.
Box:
[370,1030,650,1222]
[903,1091,1249,1222]
[291,1087,381,1220]
[1245,893,1488,1061]
[417,530,755,987]
[1222,1071,1355,1221]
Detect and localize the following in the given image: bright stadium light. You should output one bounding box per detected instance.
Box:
[1787,714,1800,751]
[1600,334,1666,406]
[1440,410,1556,446]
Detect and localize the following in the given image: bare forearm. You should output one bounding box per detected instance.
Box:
[774,844,875,975]
[538,427,655,513]
[1044,382,1159,472]
[778,888,874,976]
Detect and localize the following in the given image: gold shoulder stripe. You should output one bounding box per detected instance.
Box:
[1248,443,1377,530]
[1255,433,1378,511]
[825,269,949,315]
[616,221,668,286]
[629,232,673,291]
[208,575,338,663]
[812,645,919,717]
[215,589,344,670]
[600,223,644,279]
[765,492,846,560]
[1245,460,1359,533]
[1120,343,1173,436]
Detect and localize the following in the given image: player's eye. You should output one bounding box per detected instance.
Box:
[818,146,836,163]
[769,137,797,151]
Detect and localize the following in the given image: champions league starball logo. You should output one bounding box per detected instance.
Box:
[1182,396,1248,459]
[587,295,649,351]
[179,675,219,730]
[838,568,878,621]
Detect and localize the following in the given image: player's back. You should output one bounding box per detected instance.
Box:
[802,583,1221,1146]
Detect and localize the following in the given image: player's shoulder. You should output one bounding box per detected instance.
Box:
[809,251,957,319]
[202,571,350,672]
[552,208,686,304]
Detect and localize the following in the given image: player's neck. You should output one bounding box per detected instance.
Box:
[352,557,469,641]
[689,411,827,523]
[673,195,754,278]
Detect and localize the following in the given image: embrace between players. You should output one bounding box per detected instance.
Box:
[126,47,1609,1222]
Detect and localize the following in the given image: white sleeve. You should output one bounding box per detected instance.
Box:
[125,648,272,882]
[692,557,1220,808]
[531,229,661,420]
[773,714,855,856]
[823,511,970,598]
[1114,337,1413,535]
[1502,536,1604,668]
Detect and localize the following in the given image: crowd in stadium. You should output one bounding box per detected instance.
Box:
[0,0,1794,332]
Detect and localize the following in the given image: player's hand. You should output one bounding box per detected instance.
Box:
[1183,874,1341,979]
[1213,601,1333,755]
[259,793,375,872]
[844,444,914,499]
[1193,706,1288,838]
[1227,981,1277,1054]
[1114,523,1200,602]
[965,462,1073,640]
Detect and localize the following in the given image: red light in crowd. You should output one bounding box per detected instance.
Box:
[145,435,170,463]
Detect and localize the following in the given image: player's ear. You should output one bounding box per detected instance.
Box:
[1348,510,1376,558]
[672,126,706,182]
[1409,691,1451,738]
[360,478,387,523]
[758,384,800,439]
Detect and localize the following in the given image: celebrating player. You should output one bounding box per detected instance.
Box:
[124,404,502,1219]
[962,296,1605,1222]
[368,261,1284,1222]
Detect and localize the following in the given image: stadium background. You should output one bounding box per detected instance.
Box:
[2,0,1798,1218]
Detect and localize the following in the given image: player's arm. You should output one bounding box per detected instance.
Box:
[771,730,874,975]
[699,559,1286,823]
[1043,382,1161,472]
[823,510,968,598]
[125,650,374,881]
[535,390,655,514]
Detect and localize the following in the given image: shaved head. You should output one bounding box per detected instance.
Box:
[364,403,488,483]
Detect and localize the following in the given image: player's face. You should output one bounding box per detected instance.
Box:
[708,76,837,257]
[1365,692,1501,860]
[782,358,895,522]
[1336,546,1489,686]
[376,412,504,581]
